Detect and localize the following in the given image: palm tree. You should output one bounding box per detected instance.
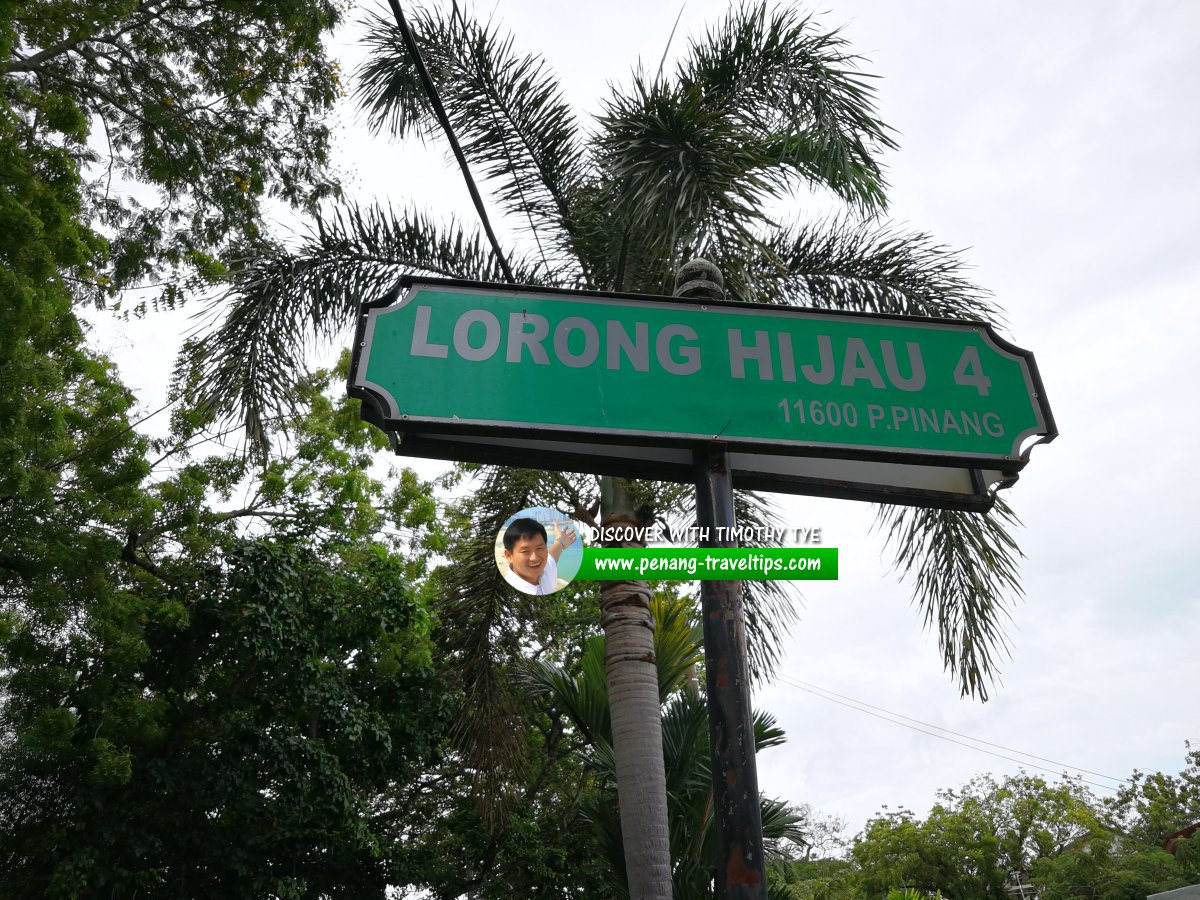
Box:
[522,595,807,898]
[190,3,1024,896]
[597,471,674,893]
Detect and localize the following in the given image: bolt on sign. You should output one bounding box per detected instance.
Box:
[349,278,1057,511]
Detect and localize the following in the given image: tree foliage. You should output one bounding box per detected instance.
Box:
[768,752,1200,900]
[1,0,345,313]
[0,328,451,896]
[0,287,614,898]
[848,773,1098,900]
[1033,747,1200,900]
[383,679,615,899]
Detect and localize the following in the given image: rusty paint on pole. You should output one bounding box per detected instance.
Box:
[695,443,768,898]
[678,259,768,899]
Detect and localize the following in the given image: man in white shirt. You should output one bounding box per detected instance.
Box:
[502,517,577,595]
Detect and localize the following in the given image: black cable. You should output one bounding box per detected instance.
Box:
[776,674,1127,793]
[447,3,551,276]
[385,0,516,284]
[785,675,1128,784]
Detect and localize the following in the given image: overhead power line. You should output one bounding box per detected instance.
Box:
[785,675,1127,783]
[777,673,1129,793]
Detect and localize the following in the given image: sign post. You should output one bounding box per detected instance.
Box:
[695,441,766,897]
[677,258,767,898]
[350,276,1056,511]
[347,267,1056,900]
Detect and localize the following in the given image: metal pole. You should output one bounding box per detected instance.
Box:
[694,443,768,898]
[677,261,768,899]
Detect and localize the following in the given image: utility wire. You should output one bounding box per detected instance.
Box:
[776,674,1128,794]
[785,675,1128,784]
[385,0,516,284]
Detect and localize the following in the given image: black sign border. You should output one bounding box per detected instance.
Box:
[348,277,1057,511]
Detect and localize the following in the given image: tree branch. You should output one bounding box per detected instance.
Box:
[1,1,162,75]
[121,536,165,579]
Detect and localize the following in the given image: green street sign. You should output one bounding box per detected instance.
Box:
[349,278,1056,509]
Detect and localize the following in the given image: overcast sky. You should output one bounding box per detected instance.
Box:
[85,0,1200,835]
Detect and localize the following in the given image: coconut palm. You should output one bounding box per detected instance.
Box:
[521,595,807,898]
[190,3,1024,897]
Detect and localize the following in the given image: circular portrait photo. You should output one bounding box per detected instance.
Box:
[495,506,584,595]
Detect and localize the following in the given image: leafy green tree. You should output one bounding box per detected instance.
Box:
[383,663,615,899]
[1032,832,1193,900]
[0,344,451,897]
[817,755,1200,900]
[2,537,444,898]
[1032,747,1200,900]
[193,3,1028,895]
[849,774,1099,900]
[371,467,614,898]
[1108,745,1200,847]
[767,807,853,899]
[2,0,345,311]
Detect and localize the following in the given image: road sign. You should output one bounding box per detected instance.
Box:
[349,278,1056,510]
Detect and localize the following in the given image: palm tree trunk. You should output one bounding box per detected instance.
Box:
[600,476,672,899]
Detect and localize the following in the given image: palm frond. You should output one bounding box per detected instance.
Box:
[661,692,715,894]
[660,691,712,796]
[355,7,588,273]
[734,489,802,682]
[519,595,705,748]
[752,708,789,753]
[873,494,1025,701]
[591,4,896,292]
[595,73,779,289]
[711,218,1022,701]
[190,202,530,452]
[653,596,705,700]
[517,635,611,745]
[677,2,897,212]
[592,0,902,286]
[731,216,1003,322]
[552,646,806,893]
[760,796,809,855]
[660,696,806,892]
